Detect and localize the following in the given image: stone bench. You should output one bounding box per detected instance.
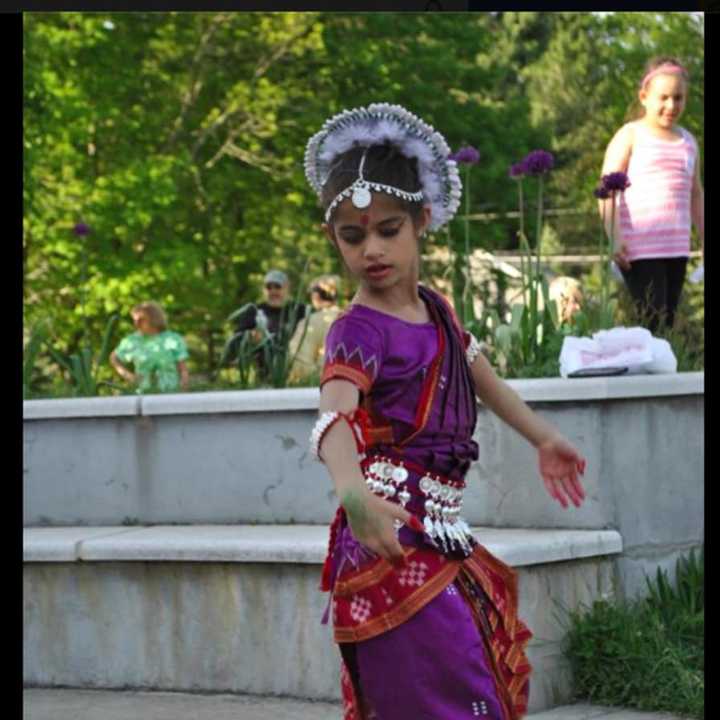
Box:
[24,524,622,714]
[24,374,703,601]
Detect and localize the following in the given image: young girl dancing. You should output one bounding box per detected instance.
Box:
[599,56,704,332]
[305,103,587,720]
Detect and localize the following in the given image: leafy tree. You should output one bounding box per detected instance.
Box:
[23,11,703,391]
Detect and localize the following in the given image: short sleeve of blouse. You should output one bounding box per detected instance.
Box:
[114,334,138,363]
[320,311,384,394]
[163,332,189,362]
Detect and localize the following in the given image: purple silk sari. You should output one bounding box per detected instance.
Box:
[321,286,527,720]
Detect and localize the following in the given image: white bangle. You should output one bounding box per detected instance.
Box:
[466,333,482,366]
[309,411,340,462]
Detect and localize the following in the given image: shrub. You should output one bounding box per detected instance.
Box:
[564,548,704,719]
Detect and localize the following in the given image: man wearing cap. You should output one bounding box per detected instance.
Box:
[227,269,308,382]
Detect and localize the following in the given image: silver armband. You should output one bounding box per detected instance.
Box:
[466,333,482,365]
[309,411,340,462]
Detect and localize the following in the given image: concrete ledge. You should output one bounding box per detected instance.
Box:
[23,395,141,419]
[22,527,139,562]
[23,372,703,419]
[140,388,319,416]
[24,541,619,710]
[24,525,623,566]
[507,371,703,403]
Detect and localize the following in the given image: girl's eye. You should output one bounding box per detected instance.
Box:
[340,234,363,245]
[380,228,400,237]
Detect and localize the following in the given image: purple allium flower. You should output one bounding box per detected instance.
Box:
[593,185,611,199]
[601,172,631,192]
[450,146,481,165]
[509,161,526,179]
[73,222,91,236]
[522,150,554,176]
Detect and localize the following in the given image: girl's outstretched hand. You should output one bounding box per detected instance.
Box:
[341,488,423,569]
[537,434,587,509]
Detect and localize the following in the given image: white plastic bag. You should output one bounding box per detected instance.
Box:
[689,264,704,284]
[559,326,677,377]
[644,337,678,373]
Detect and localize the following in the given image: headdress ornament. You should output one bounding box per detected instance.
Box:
[304,102,462,231]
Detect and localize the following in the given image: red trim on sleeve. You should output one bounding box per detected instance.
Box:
[320,362,373,394]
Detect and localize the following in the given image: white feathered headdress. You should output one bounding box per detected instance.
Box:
[304,102,462,231]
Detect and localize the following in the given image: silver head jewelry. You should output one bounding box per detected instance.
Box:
[304,102,463,231]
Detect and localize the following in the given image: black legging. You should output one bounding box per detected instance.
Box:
[620,257,688,333]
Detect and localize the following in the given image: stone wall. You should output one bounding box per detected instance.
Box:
[24,373,704,598]
[23,540,618,713]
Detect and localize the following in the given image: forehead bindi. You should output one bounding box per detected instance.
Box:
[334,193,407,227]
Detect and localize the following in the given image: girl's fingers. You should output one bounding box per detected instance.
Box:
[388,501,424,533]
[556,476,576,507]
[382,536,407,568]
[544,475,567,507]
[571,472,586,500]
[397,508,424,533]
[566,468,581,499]
[560,474,583,507]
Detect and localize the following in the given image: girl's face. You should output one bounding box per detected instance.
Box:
[324,193,430,292]
[639,73,687,130]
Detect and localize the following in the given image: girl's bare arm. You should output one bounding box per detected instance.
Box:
[691,154,704,258]
[318,379,412,566]
[110,351,135,383]
[469,352,585,508]
[599,124,633,256]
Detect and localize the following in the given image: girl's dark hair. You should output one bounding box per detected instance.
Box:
[320,143,424,224]
[625,55,689,121]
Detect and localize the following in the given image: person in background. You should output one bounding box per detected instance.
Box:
[110,301,189,393]
[549,276,583,325]
[288,274,342,384]
[229,269,308,380]
[599,56,703,332]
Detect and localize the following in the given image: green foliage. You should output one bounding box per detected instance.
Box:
[23,12,704,395]
[46,314,120,396]
[564,549,704,719]
[645,548,704,625]
[492,167,567,378]
[220,303,267,388]
[23,320,50,399]
[259,300,309,389]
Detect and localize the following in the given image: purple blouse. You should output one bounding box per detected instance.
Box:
[321,285,478,481]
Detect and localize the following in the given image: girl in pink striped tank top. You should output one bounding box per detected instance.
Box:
[598,56,704,332]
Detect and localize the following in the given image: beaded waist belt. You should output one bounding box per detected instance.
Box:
[360,455,474,555]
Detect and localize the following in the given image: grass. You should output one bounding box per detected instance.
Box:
[564,548,704,719]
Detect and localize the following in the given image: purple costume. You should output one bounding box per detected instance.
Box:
[319,286,532,720]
